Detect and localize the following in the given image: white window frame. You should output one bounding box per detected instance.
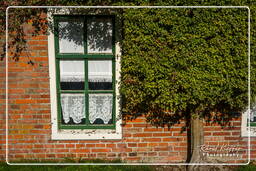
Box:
[47,9,122,140]
[241,108,256,137]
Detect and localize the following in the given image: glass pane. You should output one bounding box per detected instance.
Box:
[251,107,256,122]
[58,21,84,53]
[88,60,112,90]
[60,60,84,90]
[87,17,112,53]
[61,94,85,124]
[89,94,113,124]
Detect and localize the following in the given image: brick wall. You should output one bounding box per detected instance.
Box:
[0,34,6,161]
[203,118,249,163]
[0,26,255,164]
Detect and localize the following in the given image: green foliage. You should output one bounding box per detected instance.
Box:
[235,162,256,171]
[121,7,250,126]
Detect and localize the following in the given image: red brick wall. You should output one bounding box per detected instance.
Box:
[203,118,249,163]
[0,30,255,163]
[0,34,6,161]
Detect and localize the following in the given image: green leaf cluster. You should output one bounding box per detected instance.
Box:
[120,7,250,125]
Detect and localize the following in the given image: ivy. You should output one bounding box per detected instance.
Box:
[121,7,252,127]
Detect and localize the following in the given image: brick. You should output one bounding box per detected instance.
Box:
[159,152,168,156]
[224,137,241,141]
[172,132,186,136]
[128,143,137,147]
[124,138,140,142]
[142,138,161,142]
[55,144,65,148]
[71,149,90,153]
[39,51,48,56]
[107,153,116,157]
[154,147,170,151]
[132,124,148,128]
[126,157,141,161]
[31,35,47,40]
[66,144,75,148]
[152,133,171,137]
[162,137,181,142]
[92,149,111,153]
[137,147,151,152]
[144,128,163,132]
[132,133,152,137]
[148,152,157,156]
[86,144,95,148]
[16,99,37,104]
[129,152,137,156]
[106,144,116,148]
[95,144,105,148]
[212,132,231,136]
[173,147,187,151]
[138,143,148,147]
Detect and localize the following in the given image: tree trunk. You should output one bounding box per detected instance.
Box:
[186,116,229,171]
[190,115,204,162]
[187,115,205,171]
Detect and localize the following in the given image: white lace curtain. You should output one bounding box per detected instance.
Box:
[61,93,112,124]
[61,94,85,124]
[89,94,113,124]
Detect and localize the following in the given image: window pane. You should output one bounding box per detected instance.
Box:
[61,94,85,124]
[87,17,112,53]
[58,21,84,53]
[251,107,256,122]
[60,60,84,90]
[89,94,113,124]
[88,60,112,90]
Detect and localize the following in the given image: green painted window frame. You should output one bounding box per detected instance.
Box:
[54,15,116,129]
[251,122,256,126]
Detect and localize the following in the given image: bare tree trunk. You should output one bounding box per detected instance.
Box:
[186,116,229,171]
[190,115,204,162]
[187,115,205,171]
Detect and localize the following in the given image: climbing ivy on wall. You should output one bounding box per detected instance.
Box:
[121,7,251,126]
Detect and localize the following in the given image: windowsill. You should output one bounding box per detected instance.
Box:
[241,126,256,137]
[51,124,122,140]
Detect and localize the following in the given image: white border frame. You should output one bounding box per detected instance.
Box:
[47,10,122,140]
[6,6,250,165]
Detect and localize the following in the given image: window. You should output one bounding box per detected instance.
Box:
[48,12,122,140]
[241,105,256,137]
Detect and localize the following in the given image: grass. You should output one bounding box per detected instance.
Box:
[0,164,154,171]
[235,163,256,171]
[0,160,155,171]
[1,160,256,171]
